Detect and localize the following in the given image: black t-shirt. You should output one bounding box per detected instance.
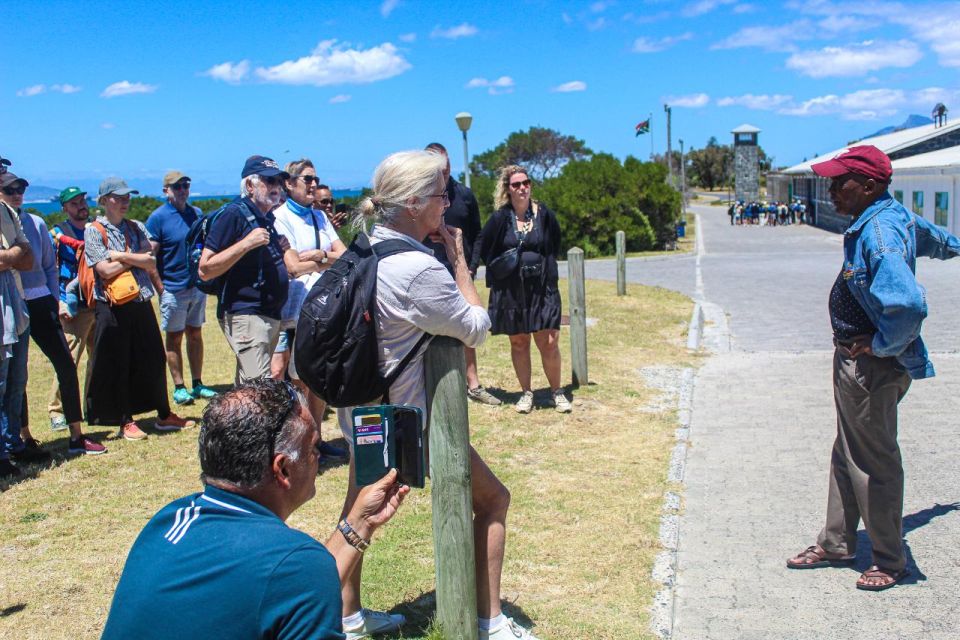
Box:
[204,197,289,319]
[423,177,482,272]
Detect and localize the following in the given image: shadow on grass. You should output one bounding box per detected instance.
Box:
[376,590,537,639]
[483,385,585,410]
[0,603,26,617]
[852,502,960,585]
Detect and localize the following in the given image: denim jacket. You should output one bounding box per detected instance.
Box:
[843,192,960,379]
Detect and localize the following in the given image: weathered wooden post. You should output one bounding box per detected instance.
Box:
[424,336,478,640]
[567,247,588,387]
[615,230,626,296]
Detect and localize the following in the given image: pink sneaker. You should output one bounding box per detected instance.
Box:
[120,421,148,441]
[155,412,196,431]
[68,436,107,455]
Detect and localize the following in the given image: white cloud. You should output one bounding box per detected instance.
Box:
[785,39,921,77]
[590,1,613,12]
[817,15,873,33]
[712,21,812,52]
[51,83,81,94]
[398,32,416,43]
[253,41,411,86]
[101,122,116,130]
[665,93,710,108]
[633,32,693,53]
[587,17,609,30]
[896,14,960,67]
[683,0,736,17]
[465,76,515,95]
[329,94,352,104]
[717,93,793,110]
[732,3,755,13]
[380,0,399,18]
[101,81,158,98]
[204,60,251,84]
[16,84,46,97]
[431,23,478,39]
[779,89,906,120]
[552,81,587,93]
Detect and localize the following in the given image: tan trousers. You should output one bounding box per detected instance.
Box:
[817,349,911,571]
[48,308,95,421]
[219,313,281,384]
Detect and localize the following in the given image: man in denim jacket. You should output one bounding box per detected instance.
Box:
[787,145,960,590]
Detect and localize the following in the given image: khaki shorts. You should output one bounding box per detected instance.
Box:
[219,313,281,383]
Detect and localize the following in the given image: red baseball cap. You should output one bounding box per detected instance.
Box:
[811,145,892,183]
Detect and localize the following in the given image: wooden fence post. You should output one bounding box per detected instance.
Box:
[615,230,626,296]
[424,336,478,640]
[567,247,588,387]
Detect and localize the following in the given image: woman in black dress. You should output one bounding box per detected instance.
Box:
[478,165,571,414]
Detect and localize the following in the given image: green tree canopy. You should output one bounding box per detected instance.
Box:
[470,126,592,181]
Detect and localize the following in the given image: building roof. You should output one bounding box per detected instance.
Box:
[731,124,761,134]
[782,119,960,174]
[891,145,960,173]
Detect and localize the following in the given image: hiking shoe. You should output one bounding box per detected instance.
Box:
[468,386,502,406]
[50,416,69,431]
[120,421,148,441]
[553,389,573,413]
[155,412,196,431]
[172,387,195,405]
[481,616,540,640]
[515,391,534,414]
[0,459,22,479]
[343,609,405,639]
[68,437,107,456]
[319,441,348,460]
[190,383,218,400]
[11,443,52,464]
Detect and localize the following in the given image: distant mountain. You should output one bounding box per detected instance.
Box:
[23,185,60,203]
[865,114,934,139]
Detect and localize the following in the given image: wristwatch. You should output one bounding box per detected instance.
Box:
[319,250,328,265]
[338,518,370,553]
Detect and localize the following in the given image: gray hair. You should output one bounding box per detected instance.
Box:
[353,150,446,230]
[240,174,261,198]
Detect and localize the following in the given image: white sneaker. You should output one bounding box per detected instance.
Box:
[343,609,406,639]
[553,390,572,413]
[515,391,534,414]
[481,616,540,640]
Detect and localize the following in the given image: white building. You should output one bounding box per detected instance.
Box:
[768,119,960,232]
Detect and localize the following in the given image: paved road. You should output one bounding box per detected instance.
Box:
[602,204,960,639]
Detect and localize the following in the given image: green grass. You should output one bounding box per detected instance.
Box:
[0,279,697,639]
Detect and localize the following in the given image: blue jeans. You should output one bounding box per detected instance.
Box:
[1,327,30,455]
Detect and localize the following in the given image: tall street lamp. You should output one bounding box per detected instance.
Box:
[455,112,473,189]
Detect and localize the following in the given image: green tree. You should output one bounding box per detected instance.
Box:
[470,126,592,181]
[687,137,732,191]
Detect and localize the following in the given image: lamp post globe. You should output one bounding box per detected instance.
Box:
[455,112,473,189]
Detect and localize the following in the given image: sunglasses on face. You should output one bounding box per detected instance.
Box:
[261,176,282,186]
[2,186,26,195]
[509,179,531,189]
[318,198,334,206]
[170,182,191,191]
[297,175,321,186]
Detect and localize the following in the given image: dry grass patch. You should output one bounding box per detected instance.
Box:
[1,280,696,640]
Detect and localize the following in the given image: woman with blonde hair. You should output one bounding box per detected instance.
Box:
[478,165,571,413]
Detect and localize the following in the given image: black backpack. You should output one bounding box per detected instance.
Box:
[294,233,431,407]
[186,199,258,295]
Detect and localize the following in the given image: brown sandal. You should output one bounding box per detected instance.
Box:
[856,565,909,591]
[786,545,856,570]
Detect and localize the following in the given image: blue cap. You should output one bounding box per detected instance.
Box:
[241,155,289,180]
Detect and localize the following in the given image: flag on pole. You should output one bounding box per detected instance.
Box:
[635,119,650,136]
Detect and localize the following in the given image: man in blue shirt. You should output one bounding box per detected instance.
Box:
[199,156,290,383]
[102,378,410,639]
[146,171,217,405]
[787,146,960,591]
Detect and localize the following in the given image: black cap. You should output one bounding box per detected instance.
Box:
[0,172,28,189]
[241,155,290,180]
[0,156,10,167]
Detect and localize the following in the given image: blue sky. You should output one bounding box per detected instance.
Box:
[2,0,958,195]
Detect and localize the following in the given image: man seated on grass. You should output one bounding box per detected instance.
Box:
[101,379,409,640]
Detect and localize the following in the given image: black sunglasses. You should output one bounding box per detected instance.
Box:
[317,198,334,206]
[2,186,26,196]
[509,179,532,189]
[297,175,321,185]
[261,175,283,186]
[170,182,191,191]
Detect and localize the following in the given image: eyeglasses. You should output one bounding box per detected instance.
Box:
[170,181,191,191]
[271,380,306,455]
[109,194,131,202]
[426,190,449,204]
[2,186,26,196]
[297,175,321,186]
[318,198,334,206]
[261,175,282,186]
[509,179,532,189]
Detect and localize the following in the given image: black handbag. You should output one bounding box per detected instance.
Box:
[487,247,520,280]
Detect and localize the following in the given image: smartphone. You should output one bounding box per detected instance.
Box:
[352,405,425,488]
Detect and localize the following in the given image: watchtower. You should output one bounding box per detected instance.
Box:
[732,124,760,202]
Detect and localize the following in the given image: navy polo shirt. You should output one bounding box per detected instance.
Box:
[204,197,289,319]
[101,486,344,640]
[145,201,201,291]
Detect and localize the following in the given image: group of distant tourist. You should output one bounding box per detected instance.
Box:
[1,144,567,639]
[728,199,808,226]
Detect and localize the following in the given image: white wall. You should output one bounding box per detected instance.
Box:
[889,172,959,235]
